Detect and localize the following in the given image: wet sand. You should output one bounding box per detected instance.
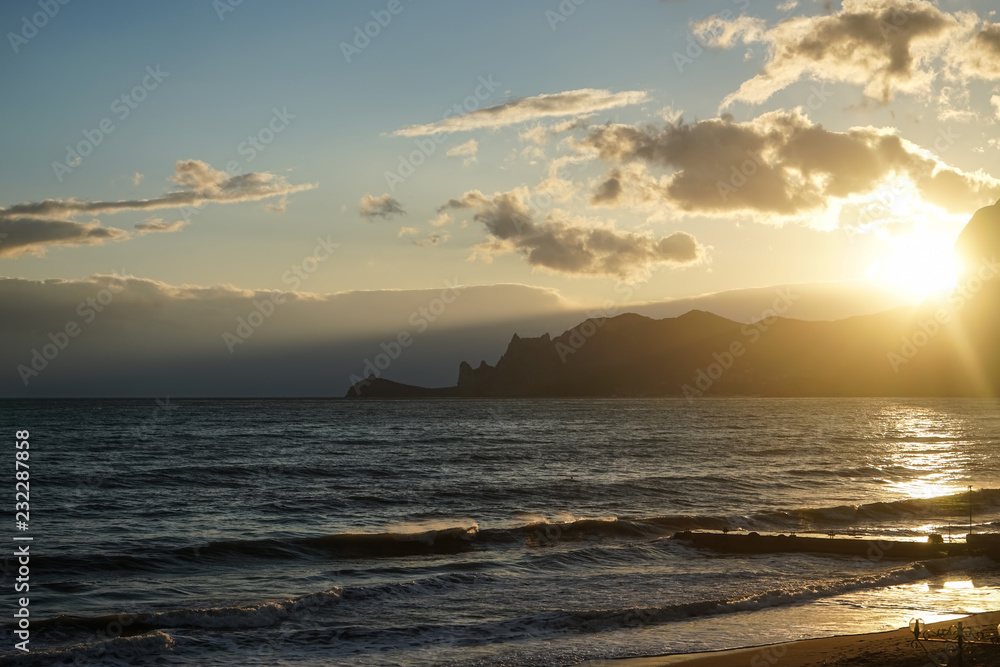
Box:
[581,612,1000,667]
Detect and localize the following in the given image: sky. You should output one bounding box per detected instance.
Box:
[3,0,1000,395]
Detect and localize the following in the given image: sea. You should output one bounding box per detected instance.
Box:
[2,397,999,666]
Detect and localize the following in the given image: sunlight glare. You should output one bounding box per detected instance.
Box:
[867,232,961,302]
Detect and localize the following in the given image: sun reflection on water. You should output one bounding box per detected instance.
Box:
[871,406,972,501]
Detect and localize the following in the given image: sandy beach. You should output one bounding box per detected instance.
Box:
[583,612,1000,667]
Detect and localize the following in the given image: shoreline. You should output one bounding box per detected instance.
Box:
[581,612,1000,667]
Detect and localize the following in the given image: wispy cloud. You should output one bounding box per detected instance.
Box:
[5,160,314,220]
[393,89,647,137]
[0,160,314,257]
[446,139,479,166]
[135,218,186,235]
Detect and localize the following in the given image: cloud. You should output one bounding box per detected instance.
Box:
[951,23,1000,81]
[430,212,453,228]
[0,274,582,396]
[264,196,289,213]
[535,154,593,203]
[359,193,405,221]
[699,0,970,108]
[519,125,551,146]
[936,86,979,123]
[446,139,479,166]
[518,116,598,149]
[439,188,704,280]
[132,172,143,186]
[393,89,647,137]
[582,109,1000,218]
[134,218,186,235]
[397,226,418,237]
[0,218,129,257]
[520,145,546,164]
[413,232,450,247]
[0,160,315,257]
[591,170,623,206]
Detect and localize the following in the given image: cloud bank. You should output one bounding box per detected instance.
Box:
[0,275,578,396]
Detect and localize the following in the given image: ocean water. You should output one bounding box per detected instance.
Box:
[2,397,1000,666]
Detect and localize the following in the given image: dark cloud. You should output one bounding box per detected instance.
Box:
[439,189,703,279]
[359,193,406,221]
[583,110,1000,217]
[591,170,623,206]
[0,218,129,257]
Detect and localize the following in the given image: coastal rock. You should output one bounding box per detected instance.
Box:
[346,203,1000,398]
[956,199,1000,270]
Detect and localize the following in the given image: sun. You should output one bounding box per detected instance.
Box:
[867,232,962,302]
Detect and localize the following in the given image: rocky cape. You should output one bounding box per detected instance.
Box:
[346,201,1000,398]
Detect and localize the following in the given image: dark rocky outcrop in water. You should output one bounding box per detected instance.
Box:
[346,200,1000,398]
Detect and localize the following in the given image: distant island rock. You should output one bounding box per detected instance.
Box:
[347,200,1000,398]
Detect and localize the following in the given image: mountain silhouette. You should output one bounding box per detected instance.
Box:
[347,201,1000,398]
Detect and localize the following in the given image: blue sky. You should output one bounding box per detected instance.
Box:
[2,0,999,306]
